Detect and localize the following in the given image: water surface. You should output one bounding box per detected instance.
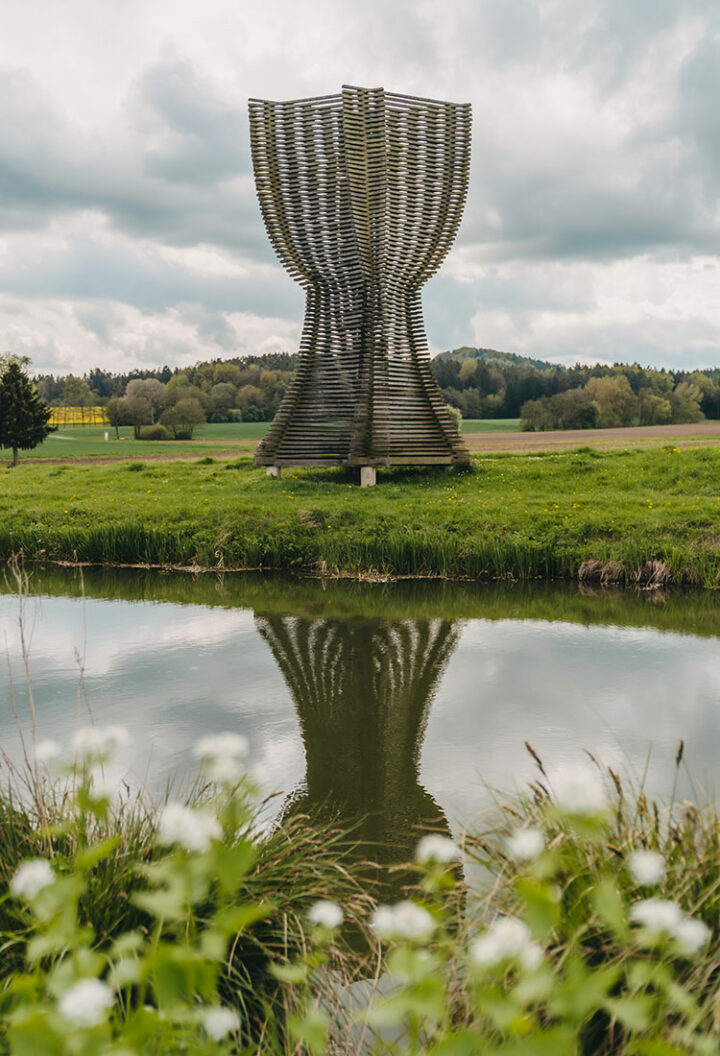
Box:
[1,569,718,847]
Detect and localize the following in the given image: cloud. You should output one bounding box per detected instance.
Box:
[0,0,719,372]
[462,255,720,367]
[0,293,301,376]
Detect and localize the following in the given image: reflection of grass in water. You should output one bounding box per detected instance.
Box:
[3,567,720,638]
[0,446,719,585]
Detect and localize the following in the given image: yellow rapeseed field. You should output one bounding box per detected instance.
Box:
[49,406,109,426]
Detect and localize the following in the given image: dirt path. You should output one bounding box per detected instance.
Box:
[16,447,256,466]
[464,421,720,452]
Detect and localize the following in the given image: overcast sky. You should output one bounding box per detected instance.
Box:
[1,0,719,377]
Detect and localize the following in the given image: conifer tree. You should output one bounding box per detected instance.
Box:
[0,359,55,465]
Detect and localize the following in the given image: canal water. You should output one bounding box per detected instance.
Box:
[1,568,719,846]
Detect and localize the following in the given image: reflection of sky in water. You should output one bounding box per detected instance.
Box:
[1,593,718,839]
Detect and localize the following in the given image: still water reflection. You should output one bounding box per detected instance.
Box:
[258,615,458,882]
[1,569,719,844]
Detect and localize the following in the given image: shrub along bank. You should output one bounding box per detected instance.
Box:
[1,446,719,585]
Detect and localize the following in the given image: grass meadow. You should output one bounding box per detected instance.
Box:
[1,419,522,462]
[1,444,719,584]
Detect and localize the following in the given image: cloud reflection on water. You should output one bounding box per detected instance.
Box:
[1,587,718,841]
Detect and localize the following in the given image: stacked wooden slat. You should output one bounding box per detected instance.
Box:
[249,85,471,467]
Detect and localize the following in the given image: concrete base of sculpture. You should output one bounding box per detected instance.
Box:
[360,467,376,488]
[266,465,282,479]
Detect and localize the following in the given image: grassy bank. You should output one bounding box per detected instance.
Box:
[1,445,719,584]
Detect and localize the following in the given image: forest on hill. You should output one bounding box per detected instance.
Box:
[432,347,720,427]
[33,346,720,430]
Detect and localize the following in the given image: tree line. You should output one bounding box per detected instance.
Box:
[31,346,720,435]
[432,347,720,428]
[34,354,296,440]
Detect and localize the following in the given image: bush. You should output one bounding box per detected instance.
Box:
[240,404,266,423]
[160,397,206,439]
[137,424,172,441]
[445,403,463,430]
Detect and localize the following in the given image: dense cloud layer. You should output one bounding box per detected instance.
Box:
[0,0,718,374]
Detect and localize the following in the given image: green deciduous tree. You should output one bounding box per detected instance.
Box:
[584,375,637,427]
[105,396,129,439]
[160,397,206,439]
[0,360,55,465]
[125,379,167,421]
[670,381,705,424]
[124,395,153,439]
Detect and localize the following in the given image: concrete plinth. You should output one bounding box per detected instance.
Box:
[360,466,376,488]
[266,465,282,479]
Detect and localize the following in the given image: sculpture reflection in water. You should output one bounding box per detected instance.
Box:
[255,614,461,901]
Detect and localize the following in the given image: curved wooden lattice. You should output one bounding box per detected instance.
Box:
[249,85,471,466]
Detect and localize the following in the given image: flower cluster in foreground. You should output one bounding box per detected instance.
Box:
[371,900,437,943]
[158,801,222,853]
[630,897,710,955]
[58,979,114,1028]
[9,859,54,900]
[7,736,719,1055]
[627,848,666,886]
[194,732,249,784]
[469,917,544,972]
[308,899,344,929]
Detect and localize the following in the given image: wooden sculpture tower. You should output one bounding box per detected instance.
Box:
[249,85,471,483]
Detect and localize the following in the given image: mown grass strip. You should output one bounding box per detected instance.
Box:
[1,446,719,585]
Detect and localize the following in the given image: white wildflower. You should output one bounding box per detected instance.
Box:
[35,739,61,766]
[10,859,54,900]
[201,1006,241,1040]
[371,901,436,942]
[520,941,545,972]
[308,899,344,929]
[506,827,545,860]
[73,726,106,756]
[630,898,711,954]
[550,764,607,816]
[629,898,683,935]
[87,764,122,803]
[194,733,249,783]
[104,725,132,750]
[415,834,460,865]
[72,725,131,759]
[627,850,665,887]
[469,917,532,968]
[157,802,221,853]
[58,978,114,1027]
[673,916,711,956]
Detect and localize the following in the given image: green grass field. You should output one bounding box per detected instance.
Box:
[0,419,521,462]
[1,445,719,584]
[461,418,520,432]
[5,422,266,460]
